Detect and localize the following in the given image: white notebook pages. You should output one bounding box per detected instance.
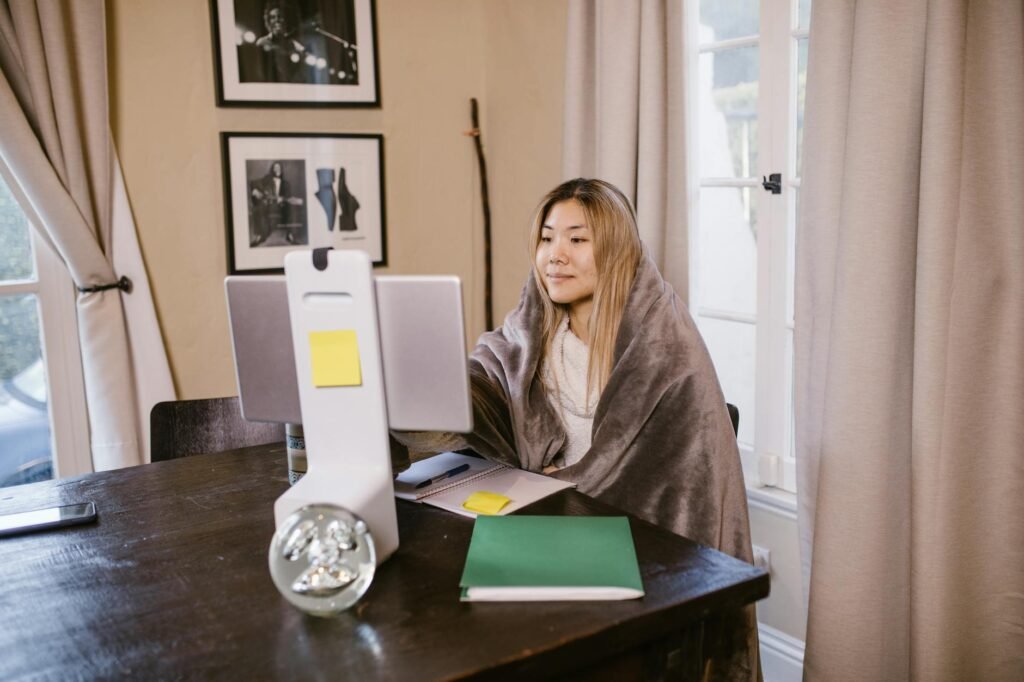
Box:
[393,451,575,518]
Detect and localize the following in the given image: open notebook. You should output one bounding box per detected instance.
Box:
[394,451,574,518]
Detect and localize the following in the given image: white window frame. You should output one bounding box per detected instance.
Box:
[684,0,807,494]
[0,165,92,480]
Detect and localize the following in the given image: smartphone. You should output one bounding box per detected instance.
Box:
[0,501,97,538]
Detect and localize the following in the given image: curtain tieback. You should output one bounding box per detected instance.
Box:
[77,275,133,295]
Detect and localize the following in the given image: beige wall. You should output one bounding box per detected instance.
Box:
[481,2,568,319]
[109,0,566,398]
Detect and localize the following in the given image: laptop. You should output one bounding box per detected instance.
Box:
[225,274,473,432]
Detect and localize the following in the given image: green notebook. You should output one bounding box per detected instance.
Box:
[459,516,645,601]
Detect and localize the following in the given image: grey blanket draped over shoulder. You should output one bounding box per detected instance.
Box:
[463,251,752,556]
[399,250,760,680]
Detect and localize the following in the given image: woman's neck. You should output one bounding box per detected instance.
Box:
[567,300,592,344]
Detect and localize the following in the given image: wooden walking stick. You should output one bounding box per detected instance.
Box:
[465,97,494,330]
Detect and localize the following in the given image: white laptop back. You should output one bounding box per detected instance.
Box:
[225,274,473,432]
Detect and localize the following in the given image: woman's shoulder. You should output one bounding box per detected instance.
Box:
[616,277,715,379]
[470,277,545,364]
[628,276,698,339]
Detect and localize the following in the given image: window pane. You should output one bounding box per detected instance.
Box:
[796,37,808,178]
[0,177,35,282]
[698,187,757,316]
[698,0,759,43]
[697,316,756,446]
[699,47,759,179]
[798,0,812,32]
[0,295,53,488]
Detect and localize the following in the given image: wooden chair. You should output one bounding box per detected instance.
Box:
[726,403,740,437]
[150,396,284,462]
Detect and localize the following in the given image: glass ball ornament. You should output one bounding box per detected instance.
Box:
[268,504,376,617]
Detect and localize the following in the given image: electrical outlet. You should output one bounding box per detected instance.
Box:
[752,544,771,573]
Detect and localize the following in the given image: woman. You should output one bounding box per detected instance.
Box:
[405,178,750,549]
[398,178,758,677]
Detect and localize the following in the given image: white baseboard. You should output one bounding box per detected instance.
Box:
[759,623,804,682]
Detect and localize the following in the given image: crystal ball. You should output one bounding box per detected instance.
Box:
[268,504,376,616]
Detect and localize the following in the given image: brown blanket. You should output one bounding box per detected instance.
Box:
[400,250,759,679]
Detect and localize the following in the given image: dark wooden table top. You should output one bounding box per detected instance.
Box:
[0,444,768,680]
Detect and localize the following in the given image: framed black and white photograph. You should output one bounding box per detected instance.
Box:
[222,132,386,273]
[210,0,379,107]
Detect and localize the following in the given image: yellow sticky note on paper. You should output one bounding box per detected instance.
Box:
[309,330,362,387]
[462,491,511,515]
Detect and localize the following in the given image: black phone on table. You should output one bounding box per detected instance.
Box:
[0,501,97,538]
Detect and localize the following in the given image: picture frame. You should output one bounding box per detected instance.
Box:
[210,0,380,107]
[222,132,386,273]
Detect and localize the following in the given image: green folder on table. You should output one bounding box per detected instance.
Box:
[459,515,645,601]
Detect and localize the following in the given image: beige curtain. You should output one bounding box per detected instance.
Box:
[0,1,174,468]
[562,0,689,296]
[795,1,1024,679]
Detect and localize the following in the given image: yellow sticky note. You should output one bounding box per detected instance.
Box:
[309,330,362,387]
[462,491,511,515]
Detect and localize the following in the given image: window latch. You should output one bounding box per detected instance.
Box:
[761,173,782,194]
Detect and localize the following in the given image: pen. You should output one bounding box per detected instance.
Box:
[415,463,471,489]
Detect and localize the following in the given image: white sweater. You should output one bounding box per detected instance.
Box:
[539,318,595,468]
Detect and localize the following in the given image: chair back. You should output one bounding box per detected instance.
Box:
[726,403,740,437]
[150,396,283,462]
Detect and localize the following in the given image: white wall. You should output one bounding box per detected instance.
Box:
[749,497,806,680]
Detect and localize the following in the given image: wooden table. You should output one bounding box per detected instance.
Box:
[0,445,768,680]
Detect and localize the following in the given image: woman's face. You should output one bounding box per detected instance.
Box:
[535,200,597,309]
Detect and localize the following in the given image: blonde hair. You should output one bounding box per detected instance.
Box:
[529,178,642,400]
